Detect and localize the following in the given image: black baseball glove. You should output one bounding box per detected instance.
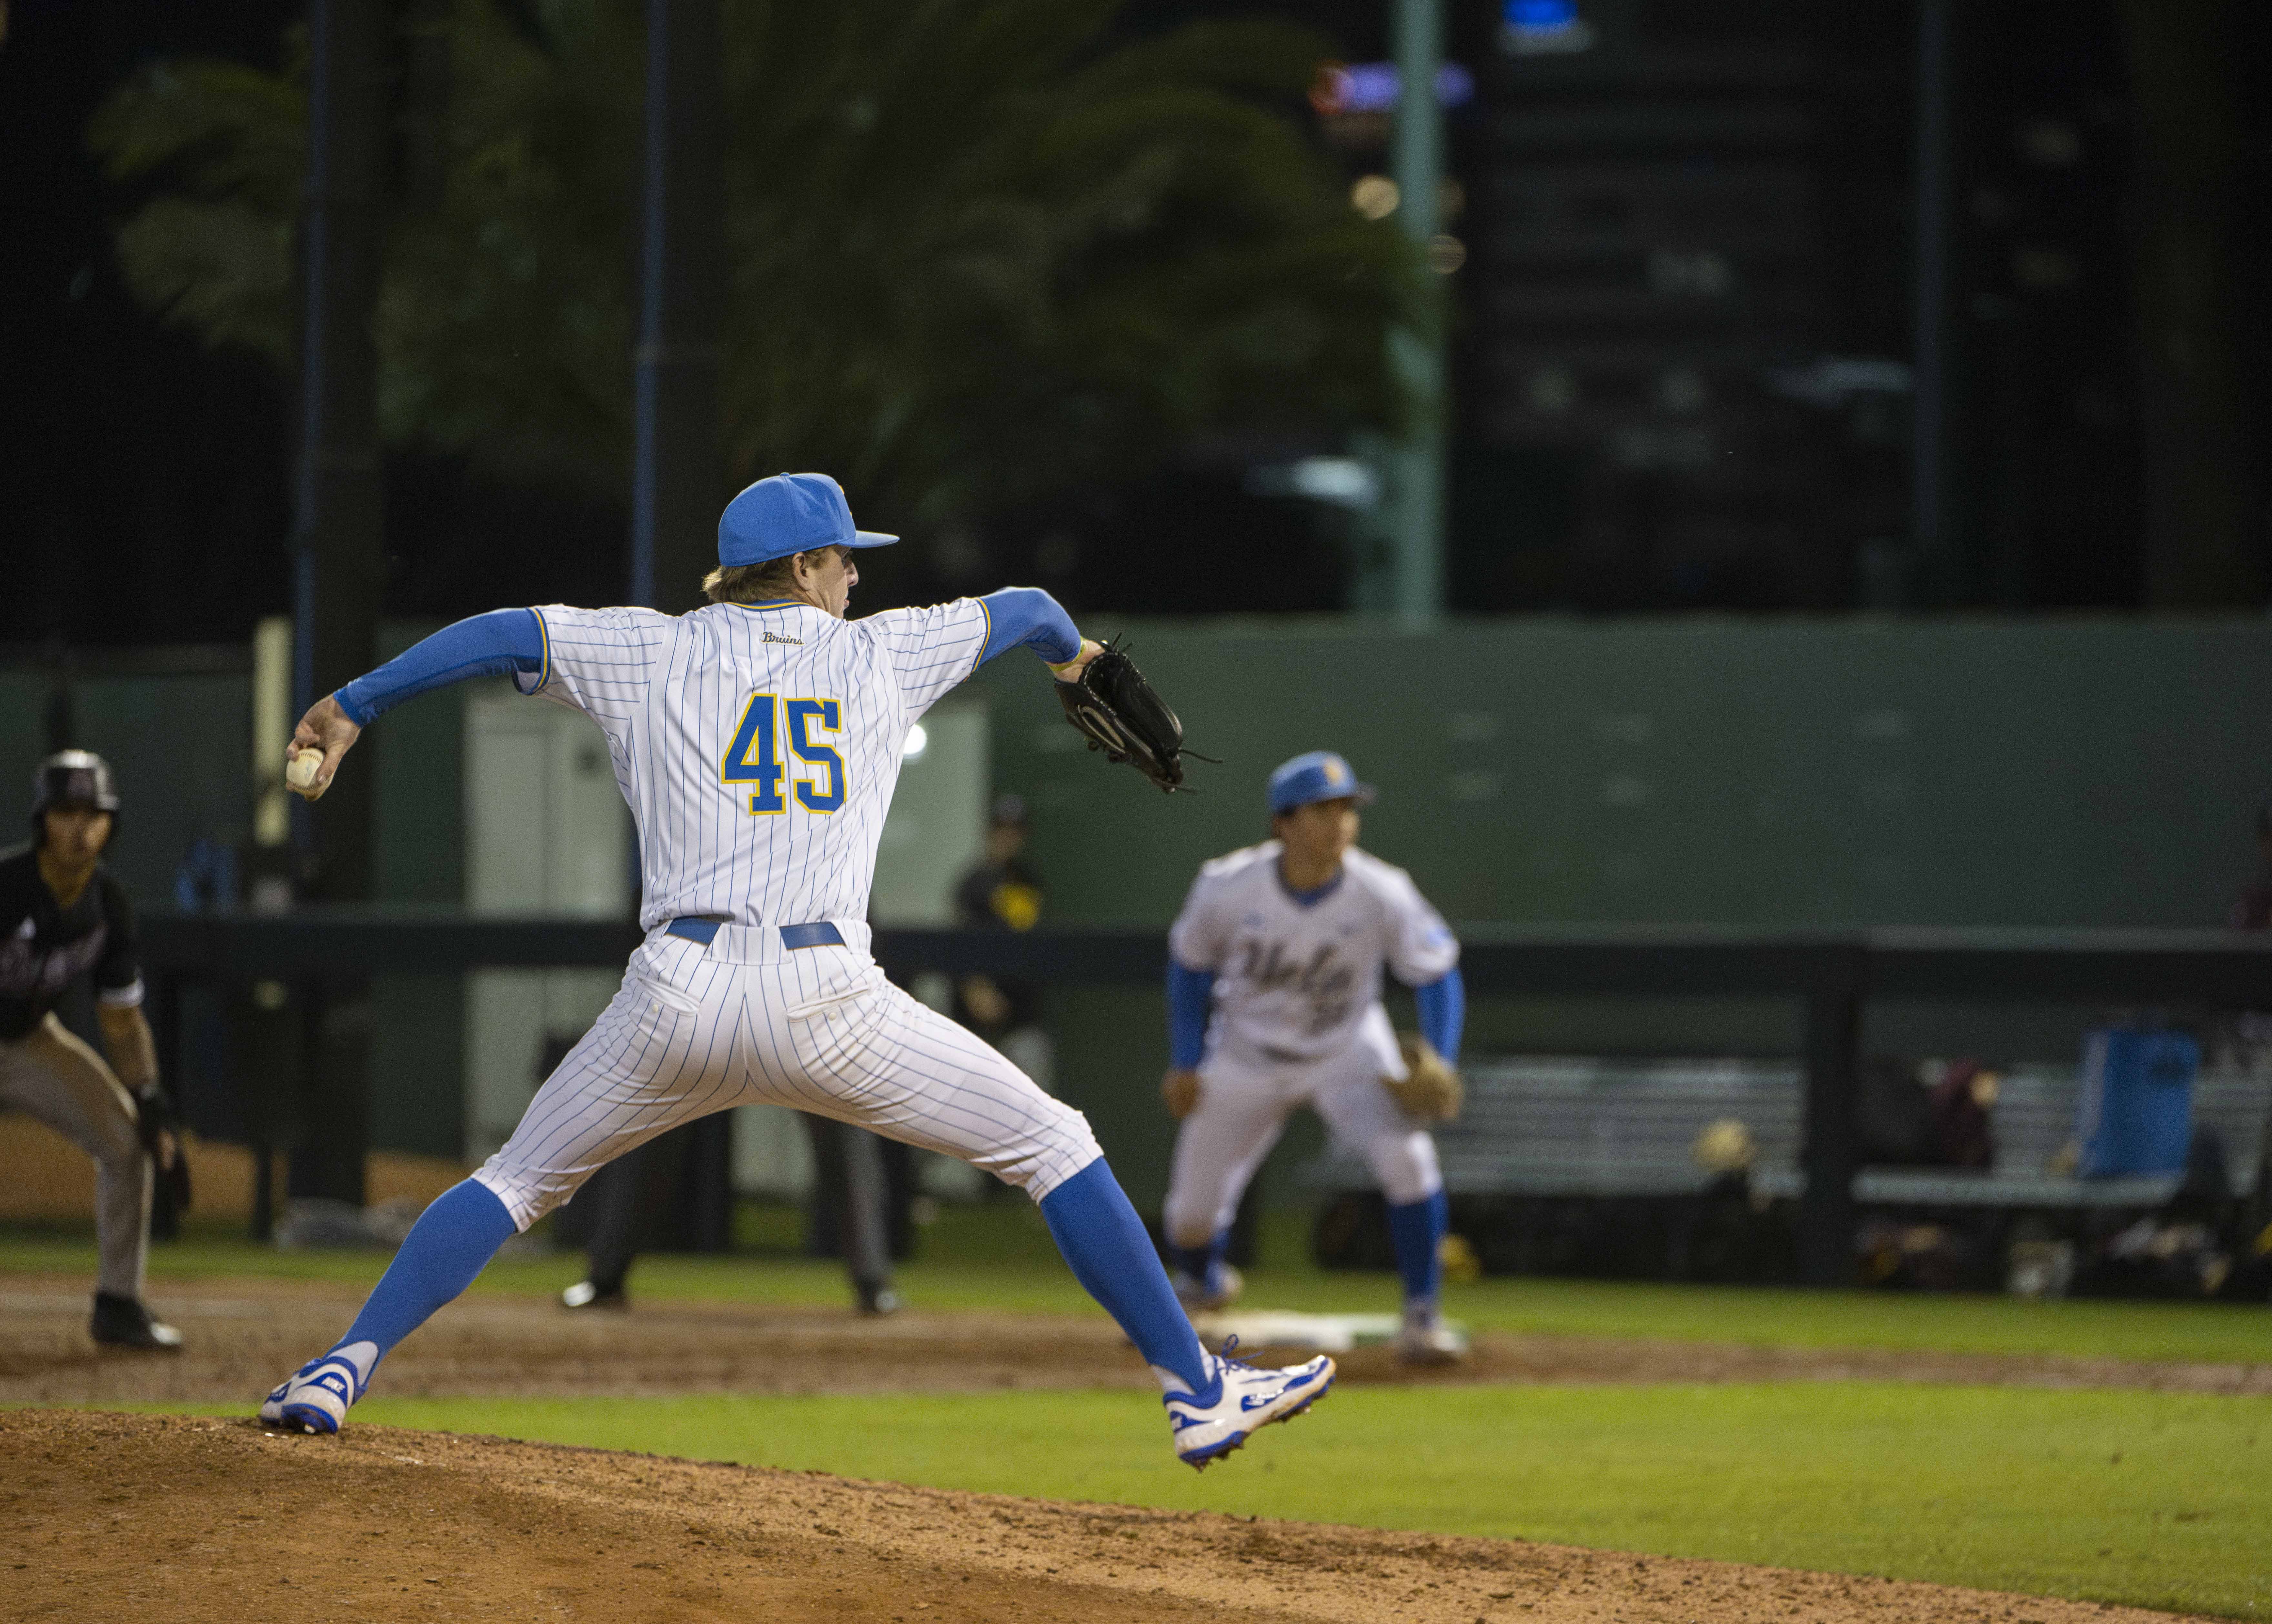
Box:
[1055,639,1206,794]
[135,1084,193,1213]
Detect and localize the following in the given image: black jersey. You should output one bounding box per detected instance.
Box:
[950,856,1044,1038]
[0,841,142,1042]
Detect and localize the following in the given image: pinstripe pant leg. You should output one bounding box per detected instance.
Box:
[755,970,1101,1202]
[472,950,747,1232]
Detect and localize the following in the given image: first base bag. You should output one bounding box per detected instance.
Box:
[2075,1027,2197,1178]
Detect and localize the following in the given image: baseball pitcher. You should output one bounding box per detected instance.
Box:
[257,472,1329,1468]
[1161,750,1468,1363]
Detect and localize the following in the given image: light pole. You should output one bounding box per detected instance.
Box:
[1386,0,1449,626]
[285,0,389,1212]
[630,0,734,1250]
[630,0,726,614]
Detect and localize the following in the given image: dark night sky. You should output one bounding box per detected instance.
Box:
[4,2,2266,649]
[0,0,303,648]
[0,0,1402,650]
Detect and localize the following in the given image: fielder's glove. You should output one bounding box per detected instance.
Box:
[1382,1034,1463,1123]
[135,1084,193,1212]
[1055,639,1206,794]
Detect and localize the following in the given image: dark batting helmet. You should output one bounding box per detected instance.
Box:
[30,750,122,839]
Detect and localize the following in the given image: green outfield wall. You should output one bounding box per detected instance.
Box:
[974,616,2272,932]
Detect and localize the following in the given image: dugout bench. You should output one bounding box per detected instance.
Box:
[1304,1055,2270,1206]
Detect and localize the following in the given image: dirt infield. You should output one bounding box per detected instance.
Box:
[3,1274,2268,1409]
[1,1408,2218,1624]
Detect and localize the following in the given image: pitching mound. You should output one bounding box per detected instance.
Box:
[5,1409,2212,1623]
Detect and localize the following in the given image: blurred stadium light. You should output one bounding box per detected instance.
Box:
[1766,358,1916,411]
[1500,0,1596,57]
[1309,60,1476,116]
[1244,457,1384,511]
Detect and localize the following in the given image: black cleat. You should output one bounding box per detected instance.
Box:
[560,1280,628,1310]
[90,1292,184,1351]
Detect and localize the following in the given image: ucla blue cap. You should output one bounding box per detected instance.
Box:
[1267,750,1376,816]
[717,473,898,567]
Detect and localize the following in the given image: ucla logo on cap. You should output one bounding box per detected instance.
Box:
[1267,750,1377,816]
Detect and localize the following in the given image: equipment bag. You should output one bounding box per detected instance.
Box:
[2076,1027,2198,1178]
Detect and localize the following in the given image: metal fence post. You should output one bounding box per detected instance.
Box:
[1798,950,1865,1286]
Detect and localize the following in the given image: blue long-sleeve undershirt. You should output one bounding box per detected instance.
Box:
[334,608,545,726]
[977,587,1080,667]
[1414,967,1464,1064]
[1166,961,1215,1070]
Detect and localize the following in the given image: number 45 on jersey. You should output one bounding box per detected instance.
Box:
[723,694,845,815]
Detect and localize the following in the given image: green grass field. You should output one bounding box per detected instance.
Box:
[132,1383,2269,1618]
[8,1202,2271,1365]
[14,1208,2272,1616]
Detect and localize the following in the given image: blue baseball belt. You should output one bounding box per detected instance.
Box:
[665,915,844,950]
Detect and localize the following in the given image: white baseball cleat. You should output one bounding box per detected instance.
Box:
[1394,1303,1467,1366]
[258,1341,377,1435]
[1170,1260,1244,1312]
[1162,1339,1333,1470]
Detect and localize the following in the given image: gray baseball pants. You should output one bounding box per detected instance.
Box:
[0,1013,149,1298]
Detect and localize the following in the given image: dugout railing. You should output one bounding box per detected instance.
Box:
[136,914,2272,1285]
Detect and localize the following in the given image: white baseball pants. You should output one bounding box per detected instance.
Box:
[1162,1005,1442,1249]
[474,922,1102,1231]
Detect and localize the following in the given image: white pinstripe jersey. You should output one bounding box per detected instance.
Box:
[520,597,989,932]
[1169,843,1459,1066]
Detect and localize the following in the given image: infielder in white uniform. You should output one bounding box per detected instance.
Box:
[1160,751,1467,1363]
[256,472,1329,1467]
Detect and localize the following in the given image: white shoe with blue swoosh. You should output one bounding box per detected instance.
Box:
[1161,1339,1334,1470]
[257,1341,377,1435]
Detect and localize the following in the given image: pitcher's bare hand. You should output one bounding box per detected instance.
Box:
[286,695,362,801]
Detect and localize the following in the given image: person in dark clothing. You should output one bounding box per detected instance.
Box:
[0,752,184,1349]
[560,1113,900,1314]
[951,796,1047,1068]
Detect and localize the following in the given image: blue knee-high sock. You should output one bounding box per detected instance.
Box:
[332,1180,517,1366]
[1040,1160,1210,1392]
[1385,1189,1449,1308]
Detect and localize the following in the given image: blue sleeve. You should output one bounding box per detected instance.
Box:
[977,587,1081,667]
[1166,961,1216,1070]
[1414,967,1464,1064]
[334,609,546,726]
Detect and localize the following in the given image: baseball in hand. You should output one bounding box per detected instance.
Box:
[286,748,325,794]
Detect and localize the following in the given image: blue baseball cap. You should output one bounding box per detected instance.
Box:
[1267,750,1376,816]
[717,473,898,567]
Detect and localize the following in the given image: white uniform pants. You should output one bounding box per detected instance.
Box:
[475,925,1102,1231]
[0,1014,149,1298]
[1162,1009,1442,1250]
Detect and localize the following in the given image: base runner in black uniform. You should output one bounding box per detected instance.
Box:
[0,752,185,1350]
